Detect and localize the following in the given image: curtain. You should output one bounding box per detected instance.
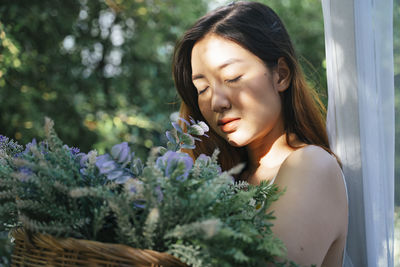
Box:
[321,0,394,266]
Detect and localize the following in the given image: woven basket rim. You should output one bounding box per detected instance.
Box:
[11,227,187,266]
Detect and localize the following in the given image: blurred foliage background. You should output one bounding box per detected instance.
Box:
[0,0,399,264]
[0,0,328,158]
[0,0,210,159]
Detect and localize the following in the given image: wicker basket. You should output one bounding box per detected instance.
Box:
[11,228,187,267]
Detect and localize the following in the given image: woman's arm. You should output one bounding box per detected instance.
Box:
[267,145,347,266]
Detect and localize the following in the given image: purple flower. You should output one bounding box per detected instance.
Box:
[155,152,168,167]
[20,167,32,174]
[111,142,132,164]
[23,138,37,154]
[75,153,91,176]
[95,153,133,183]
[165,131,177,145]
[0,135,23,157]
[133,200,146,209]
[178,117,190,126]
[189,116,196,124]
[19,167,33,175]
[96,154,118,174]
[156,151,193,181]
[171,122,183,133]
[76,153,89,168]
[37,141,49,155]
[18,167,33,181]
[80,168,88,176]
[64,145,81,155]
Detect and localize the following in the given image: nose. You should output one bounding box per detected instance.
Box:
[211,85,231,113]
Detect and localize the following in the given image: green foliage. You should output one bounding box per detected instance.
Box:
[0,119,302,266]
[0,0,327,157]
[0,0,209,158]
[0,121,109,240]
[0,135,23,232]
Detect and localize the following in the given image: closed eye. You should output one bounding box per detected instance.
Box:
[198,86,209,95]
[226,75,242,84]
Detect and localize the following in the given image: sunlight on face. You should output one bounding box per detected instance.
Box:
[191,34,285,147]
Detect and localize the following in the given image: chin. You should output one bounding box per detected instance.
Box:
[225,133,250,147]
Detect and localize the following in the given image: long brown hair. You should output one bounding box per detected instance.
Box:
[173,1,335,173]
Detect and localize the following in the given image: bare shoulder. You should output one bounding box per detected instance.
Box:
[275,145,346,219]
[274,145,343,194]
[280,145,341,179]
[269,145,347,266]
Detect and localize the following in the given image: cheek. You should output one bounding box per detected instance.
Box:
[198,99,214,124]
[235,83,282,124]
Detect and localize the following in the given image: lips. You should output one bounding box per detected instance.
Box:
[217,118,240,133]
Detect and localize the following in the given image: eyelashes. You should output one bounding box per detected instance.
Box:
[197,75,242,95]
[198,86,209,95]
[226,75,242,84]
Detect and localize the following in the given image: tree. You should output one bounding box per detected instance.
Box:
[0,0,209,157]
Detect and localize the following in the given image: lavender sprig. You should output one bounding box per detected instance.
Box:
[0,135,23,157]
[166,117,209,151]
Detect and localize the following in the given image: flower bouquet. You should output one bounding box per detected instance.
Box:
[0,117,298,266]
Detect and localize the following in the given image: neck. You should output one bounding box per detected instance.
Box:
[247,131,289,171]
[245,124,303,180]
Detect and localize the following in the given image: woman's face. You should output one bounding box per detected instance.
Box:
[191,34,287,147]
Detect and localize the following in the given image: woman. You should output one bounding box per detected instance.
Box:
[173,2,348,266]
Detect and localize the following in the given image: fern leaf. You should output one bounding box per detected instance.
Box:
[142,207,160,249]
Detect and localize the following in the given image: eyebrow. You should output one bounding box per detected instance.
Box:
[192,58,242,81]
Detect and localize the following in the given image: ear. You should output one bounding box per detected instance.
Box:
[273,57,291,92]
